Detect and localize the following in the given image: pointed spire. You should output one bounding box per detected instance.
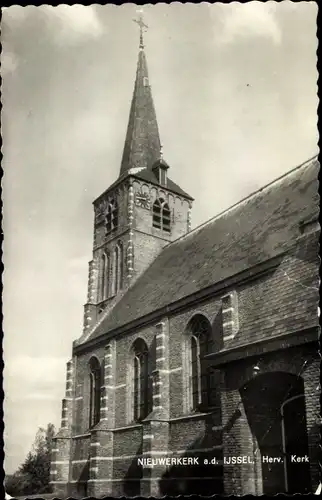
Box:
[119,15,162,177]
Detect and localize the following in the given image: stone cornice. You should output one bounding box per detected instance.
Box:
[204,326,319,367]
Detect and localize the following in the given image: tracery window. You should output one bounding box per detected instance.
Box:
[89,357,101,428]
[106,199,118,234]
[187,315,214,411]
[152,198,171,233]
[112,242,124,295]
[131,339,150,422]
[99,252,110,301]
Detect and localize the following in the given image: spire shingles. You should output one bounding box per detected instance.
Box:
[119,44,161,177]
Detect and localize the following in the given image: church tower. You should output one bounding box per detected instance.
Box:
[82,17,193,335]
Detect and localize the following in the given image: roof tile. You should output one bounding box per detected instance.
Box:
[84,157,319,343]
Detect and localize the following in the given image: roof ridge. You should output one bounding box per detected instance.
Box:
[166,154,319,248]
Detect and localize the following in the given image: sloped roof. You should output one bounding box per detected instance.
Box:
[93,168,193,205]
[132,168,194,200]
[84,156,319,344]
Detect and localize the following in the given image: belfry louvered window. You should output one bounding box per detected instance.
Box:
[132,339,150,422]
[106,200,118,234]
[187,315,214,411]
[89,357,101,428]
[152,198,171,233]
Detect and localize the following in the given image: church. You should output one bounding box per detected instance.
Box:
[50,19,320,497]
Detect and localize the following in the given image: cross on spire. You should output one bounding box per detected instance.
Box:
[133,10,148,49]
[120,12,161,176]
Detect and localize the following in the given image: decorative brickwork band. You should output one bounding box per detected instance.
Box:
[49,436,71,496]
[88,346,115,495]
[128,184,134,227]
[141,420,170,496]
[89,433,101,480]
[221,290,239,341]
[83,303,97,333]
[101,340,116,428]
[126,184,135,281]
[155,322,167,371]
[87,259,98,303]
[187,203,192,232]
[87,432,114,497]
[61,359,74,429]
[83,256,101,333]
[150,321,170,419]
[100,344,113,423]
[50,359,75,495]
[152,370,162,407]
[127,234,134,280]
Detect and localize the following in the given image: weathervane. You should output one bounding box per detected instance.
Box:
[133,10,148,49]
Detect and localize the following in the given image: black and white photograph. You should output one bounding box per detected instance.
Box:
[2,2,320,497]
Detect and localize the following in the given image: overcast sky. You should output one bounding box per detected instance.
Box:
[2,2,318,474]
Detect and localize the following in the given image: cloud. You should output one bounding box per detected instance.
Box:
[1,6,24,76]
[24,391,59,402]
[4,355,67,391]
[1,5,103,78]
[218,1,282,45]
[2,6,27,26]
[1,51,19,76]
[41,5,103,44]
[3,5,103,47]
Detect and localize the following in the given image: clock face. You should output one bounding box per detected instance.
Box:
[135,193,151,210]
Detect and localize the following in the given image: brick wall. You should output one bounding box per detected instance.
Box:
[113,425,143,457]
[55,222,319,497]
[169,418,206,451]
[302,350,320,491]
[71,435,91,463]
[131,230,167,280]
[70,435,90,483]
